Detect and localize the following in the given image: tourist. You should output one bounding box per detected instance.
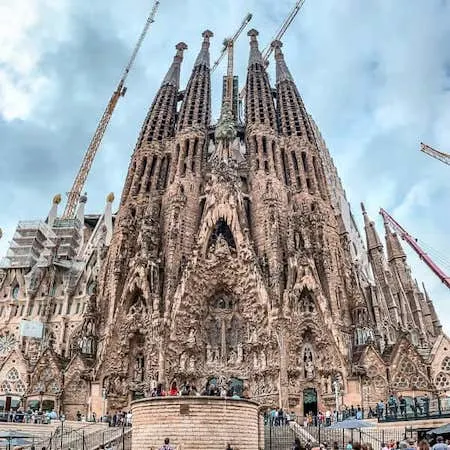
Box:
[346,441,353,450]
[226,444,234,450]
[333,441,339,450]
[159,437,174,450]
[180,382,190,395]
[293,437,302,450]
[432,437,448,450]
[168,381,179,396]
[156,383,166,397]
[405,440,416,450]
[76,410,82,421]
[399,396,406,417]
[381,442,389,450]
[418,440,430,450]
[305,439,312,450]
[190,385,199,396]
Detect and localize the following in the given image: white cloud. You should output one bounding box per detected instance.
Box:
[0,0,69,120]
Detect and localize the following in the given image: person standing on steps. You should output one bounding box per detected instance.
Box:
[159,437,174,450]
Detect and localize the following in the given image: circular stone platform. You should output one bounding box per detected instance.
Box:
[131,396,260,450]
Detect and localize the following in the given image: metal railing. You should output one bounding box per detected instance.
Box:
[28,425,131,450]
[264,422,411,450]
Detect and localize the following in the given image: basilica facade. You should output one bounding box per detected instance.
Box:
[0,29,449,419]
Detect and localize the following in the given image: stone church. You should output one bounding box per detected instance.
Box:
[0,29,449,419]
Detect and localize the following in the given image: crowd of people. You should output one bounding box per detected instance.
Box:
[149,380,250,399]
[291,436,450,450]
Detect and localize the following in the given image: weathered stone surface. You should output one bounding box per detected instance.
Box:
[131,397,259,450]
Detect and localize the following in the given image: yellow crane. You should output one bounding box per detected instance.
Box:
[239,0,307,116]
[211,13,252,120]
[420,142,450,166]
[63,1,161,219]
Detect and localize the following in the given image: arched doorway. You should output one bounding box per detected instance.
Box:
[303,388,318,416]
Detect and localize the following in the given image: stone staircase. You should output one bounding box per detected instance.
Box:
[0,420,115,449]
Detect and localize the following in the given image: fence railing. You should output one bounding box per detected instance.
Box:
[264,423,411,450]
[25,425,132,450]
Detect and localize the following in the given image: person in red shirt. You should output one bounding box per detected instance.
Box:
[168,381,179,396]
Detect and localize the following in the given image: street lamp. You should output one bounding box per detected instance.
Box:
[59,413,65,450]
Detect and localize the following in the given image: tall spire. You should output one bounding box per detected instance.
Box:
[361,203,383,251]
[163,42,188,87]
[178,30,213,131]
[272,40,294,83]
[137,42,187,144]
[194,30,213,68]
[383,218,406,262]
[272,40,314,142]
[248,29,264,66]
[245,29,276,129]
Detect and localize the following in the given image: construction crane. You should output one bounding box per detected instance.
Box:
[379,208,450,290]
[238,0,306,114]
[420,142,450,166]
[211,13,252,120]
[62,1,161,219]
[261,0,306,65]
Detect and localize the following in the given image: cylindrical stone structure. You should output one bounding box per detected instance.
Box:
[131,396,260,450]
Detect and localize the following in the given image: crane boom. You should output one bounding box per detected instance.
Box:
[62,0,160,219]
[211,13,252,73]
[420,142,450,166]
[239,0,306,103]
[261,0,306,63]
[379,208,450,290]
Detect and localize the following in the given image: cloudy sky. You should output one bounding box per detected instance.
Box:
[0,0,449,328]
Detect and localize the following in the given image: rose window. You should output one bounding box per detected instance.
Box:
[0,334,16,356]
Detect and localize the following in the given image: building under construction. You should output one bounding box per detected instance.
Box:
[0,1,450,421]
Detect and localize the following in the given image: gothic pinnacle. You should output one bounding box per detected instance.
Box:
[194,30,213,68]
[162,42,187,87]
[247,29,264,66]
[271,40,294,84]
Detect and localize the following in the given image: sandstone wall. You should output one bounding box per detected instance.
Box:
[131,396,260,450]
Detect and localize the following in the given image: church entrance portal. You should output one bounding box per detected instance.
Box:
[303,388,318,416]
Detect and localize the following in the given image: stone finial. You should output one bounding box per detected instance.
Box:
[0,228,2,240]
[48,194,61,227]
[271,40,283,50]
[175,42,188,60]
[247,29,259,39]
[360,202,367,214]
[106,192,115,203]
[202,30,214,41]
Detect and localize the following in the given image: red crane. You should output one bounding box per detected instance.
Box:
[379,208,450,290]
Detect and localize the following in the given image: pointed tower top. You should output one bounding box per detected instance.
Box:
[361,205,383,250]
[271,40,294,84]
[247,29,264,66]
[383,217,406,261]
[194,30,213,68]
[162,42,187,87]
